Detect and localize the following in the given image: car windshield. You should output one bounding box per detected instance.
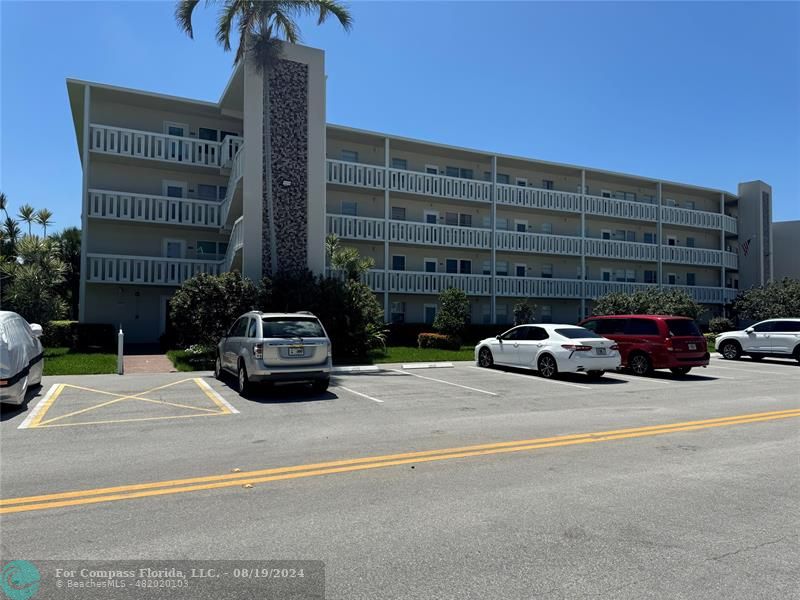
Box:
[262,318,325,338]
[556,327,603,339]
[666,319,701,336]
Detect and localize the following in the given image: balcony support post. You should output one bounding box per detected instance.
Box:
[79,84,91,322]
[657,181,663,288]
[720,191,727,316]
[490,155,497,324]
[383,137,390,321]
[580,169,586,319]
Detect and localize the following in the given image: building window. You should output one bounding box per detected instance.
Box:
[615,269,626,282]
[541,223,553,234]
[601,190,612,198]
[165,184,185,198]
[483,171,492,182]
[644,232,656,244]
[391,302,405,324]
[391,206,406,221]
[496,261,508,276]
[686,273,696,286]
[391,158,407,170]
[515,264,526,277]
[425,165,439,175]
[626,269,636,283]
[460,260,472,274]
[626,231,636,242]
[460,168,473,179]
[163,239,185,258]
[391,255,406,271]
[667,236,677,246]
[482,260,491,275]
[341,149,359,163]
[197,184,217,201]
[198,127,218,141]
[164,121,187,137]
[424,304,437,325]
[668,273,677,285]
[482,305,491,324]
[601,269,612,282]
[424,211,438,224]
[496,218,508,231]
[497,303,508,324]
[644,270,657,284]
[642,194,655,204]
[497,174,510,185]
[446,259,458,274]
[424,258,437,273]
[540,305,552,323]
[516,178,527,187]
[614,191,636,202]
[601,230,612,240]
[684,200,695,210]
[341,201,358,216]
[515,220,528,233]
[541,264,553,279]
[665,198,677,207]
[196,240,218,257]
[542,179,554,190]
[221,130,239,141]
[686,237,696,248]
[445,212,459,226]
[459,214,472,227]
[445,166,460,178]
[218,186,227,200]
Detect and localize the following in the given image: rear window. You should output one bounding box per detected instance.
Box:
[557,327,602,339]
[594,319,627,335]
[262,318,325,338]
[625,318,660,336]
[666,319,701,337]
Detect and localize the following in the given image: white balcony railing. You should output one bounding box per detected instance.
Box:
[380,270,492,296]
[495,184,582,213]
[722,214,738,235]
[584,238,658,262]
[327,159,385,189]
[661,205,722,231]
[87,253,223,286]
[389,220,492,248]
[389,169,492,203]
[220,135,244,168]
[88,189,221,228]
[495,276,583,299]
[224,217,244,270]
[584,195,659,222]
[327,215,386,242]
[495,231,582,256]
[90,124,230,168]
[220,144,245,228]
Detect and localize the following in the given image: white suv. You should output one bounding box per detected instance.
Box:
[716,319,800,363]
[215,312,332,395]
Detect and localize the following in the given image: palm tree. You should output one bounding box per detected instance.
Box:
[52,227,82,319]
[0,192,9,221]
[35,208,54,237]
[18,204,35,236]
[176,0,352,277]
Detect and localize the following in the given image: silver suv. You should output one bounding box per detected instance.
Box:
[215,312,332,395]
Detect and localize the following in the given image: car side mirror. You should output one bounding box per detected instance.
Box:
[745,327,754,334]
[496,335,502,342]
[30,323,43,337]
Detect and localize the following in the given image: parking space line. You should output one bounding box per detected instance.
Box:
[706,364,789,376]
[195,378,240,414]
[468,366,591,390]
[336,385,384,403]
[18,384,62,429]
[394,369,499,395]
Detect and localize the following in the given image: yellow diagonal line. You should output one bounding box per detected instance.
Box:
[37,397,129,427]
[27,384,65,428]
[130,396,221,414]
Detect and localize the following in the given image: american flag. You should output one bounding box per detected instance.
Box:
[741,235,755,256]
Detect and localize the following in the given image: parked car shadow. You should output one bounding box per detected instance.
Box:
[493,365,629,385]
[0,384,42,421]
[216,375,338,403]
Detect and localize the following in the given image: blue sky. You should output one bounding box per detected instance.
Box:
[1,1,798,232]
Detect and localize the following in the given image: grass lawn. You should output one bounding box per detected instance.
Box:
[367,346,475,364]
[43,347,117,376]
[167,350,215,372]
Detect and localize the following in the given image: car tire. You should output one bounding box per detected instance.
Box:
[478,347,494,368]
[719,340,741,360]
[749,353,764,361]
[311,378,330,393]
[537,354,558,379]
[629,352,653,376]
[237,361,250,397]
[586,370,605,379]
[670,367,692,376]
[794,346,800,364]
[214,354,223,380]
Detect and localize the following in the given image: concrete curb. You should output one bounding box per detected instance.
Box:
[401,362,455,370]
[332,365,380,373]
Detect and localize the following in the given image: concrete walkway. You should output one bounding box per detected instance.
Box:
[123,354,176,373]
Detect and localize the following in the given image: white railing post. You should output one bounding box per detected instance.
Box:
[117,326,124,375]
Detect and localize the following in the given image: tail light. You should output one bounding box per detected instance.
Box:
[562,344,592,351]
[609,344,619,351]
[665,337,674,351]
[253,343,263,359]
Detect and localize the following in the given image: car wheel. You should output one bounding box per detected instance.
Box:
[629,353,653,376]
[794,346,800,364]
[214,354,223,380]
[749,353,764,361]
[478,347,494,368]
[719,341,741,360]
[237,361,250,397]
[537,354,558,379]
[586,370,605,379]
[311,378,330,393]
[670,367,692,376]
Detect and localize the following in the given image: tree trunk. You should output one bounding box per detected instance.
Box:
[263,66,278,278]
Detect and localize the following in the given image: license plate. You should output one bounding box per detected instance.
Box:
[688,343,696,350]
[596,348,607,356]
[288,347,304,357]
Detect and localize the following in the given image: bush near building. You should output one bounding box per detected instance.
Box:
[417,332,461,351]
[733,277,800,322]
[433,288,470,339]
[513,301,536,325]
[708,316,735,334]
[592,288,702,320]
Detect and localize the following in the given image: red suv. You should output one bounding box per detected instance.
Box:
[578,315,709,376]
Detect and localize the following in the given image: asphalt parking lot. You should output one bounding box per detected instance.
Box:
[2,355,799,599]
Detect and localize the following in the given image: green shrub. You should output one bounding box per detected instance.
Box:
[42,320,77,348]
[433,288,470,337]
[593,288,702,319]
[513,301,536,325]
[417,332,461,350]
[75,323,116,351]
[733,277,800,321]
[708,316,734,334]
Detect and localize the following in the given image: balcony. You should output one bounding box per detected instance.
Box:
[389,169,492,203]
[220,144,245,228]
[88,189,221,228]
[327,159,385,189]
[495,230,582,256]
[87,253,223,286]
[90,124,243,169]
[224,217,244,271]
[495,276,582,299]
[584,238,658,262]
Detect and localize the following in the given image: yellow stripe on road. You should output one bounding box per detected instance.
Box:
[2,408,798,514]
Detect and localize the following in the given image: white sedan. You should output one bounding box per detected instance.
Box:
[0,311,44,405]
[475,323,621,379]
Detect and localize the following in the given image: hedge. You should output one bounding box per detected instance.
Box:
[417,332,462,350]
[41,321,116,352]
[389,323,509,347]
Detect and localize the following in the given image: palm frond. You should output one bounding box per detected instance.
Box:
[175,0,202,37]
[215,0,242,52]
